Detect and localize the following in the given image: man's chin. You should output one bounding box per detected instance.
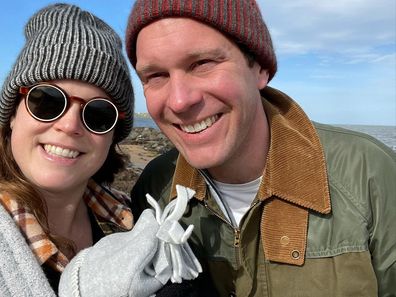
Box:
[182,154,223,172]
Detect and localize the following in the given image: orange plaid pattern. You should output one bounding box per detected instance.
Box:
[0,179,133,272]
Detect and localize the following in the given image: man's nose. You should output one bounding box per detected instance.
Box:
[167,73,202,113]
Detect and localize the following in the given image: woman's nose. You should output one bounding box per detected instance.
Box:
[52,103,85,136]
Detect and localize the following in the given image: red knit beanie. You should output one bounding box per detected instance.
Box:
[125,0,277,81]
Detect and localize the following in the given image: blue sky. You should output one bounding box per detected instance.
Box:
[1,0,395,126]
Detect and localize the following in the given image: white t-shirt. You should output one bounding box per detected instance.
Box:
[211,176,262,226]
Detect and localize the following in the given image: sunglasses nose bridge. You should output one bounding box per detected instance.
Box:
[68,96,86,109]
[49,102,86,136]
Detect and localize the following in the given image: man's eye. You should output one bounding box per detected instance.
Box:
[142,72,168,87]
[152,72,166,79]
[196,59,212,65]
[191,59,216,71]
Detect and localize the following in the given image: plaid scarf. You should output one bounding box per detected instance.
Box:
[0,179,133,272]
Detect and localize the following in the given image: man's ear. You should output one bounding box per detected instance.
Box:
[257,66,269,90]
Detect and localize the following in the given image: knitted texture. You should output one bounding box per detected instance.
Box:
[125,0,277,81]
[0,203,56,297]
[0,3,134,140]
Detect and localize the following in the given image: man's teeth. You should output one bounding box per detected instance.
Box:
[181,115,219,133]
[44,144,79,158]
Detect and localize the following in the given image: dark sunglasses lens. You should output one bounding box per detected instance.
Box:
[83,99,118,133]
[27,86,66,121]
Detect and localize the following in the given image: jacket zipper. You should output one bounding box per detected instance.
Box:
[203,199,242,266]
[234,229,241,247]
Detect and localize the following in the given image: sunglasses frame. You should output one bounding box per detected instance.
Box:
[19,84,125,134]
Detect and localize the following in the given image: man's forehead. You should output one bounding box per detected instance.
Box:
[136,17,233,49]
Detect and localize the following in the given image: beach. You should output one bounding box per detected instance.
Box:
[111,144,156,194]
[111,127,173,194]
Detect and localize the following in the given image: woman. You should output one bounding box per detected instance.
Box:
[0,3,134,295]
[1,4,204,297]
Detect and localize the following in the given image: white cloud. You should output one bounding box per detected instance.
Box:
[257,0,396,60]
[344,52,396,64]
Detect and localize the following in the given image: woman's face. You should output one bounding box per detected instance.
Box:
[10,80,114,194]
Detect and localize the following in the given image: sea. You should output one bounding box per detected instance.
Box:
[134,117,396,152]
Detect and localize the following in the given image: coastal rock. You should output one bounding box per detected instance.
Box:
[122,127,174,154]
[112,127,174,194]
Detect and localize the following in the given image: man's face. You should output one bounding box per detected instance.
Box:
[136,18,269,181]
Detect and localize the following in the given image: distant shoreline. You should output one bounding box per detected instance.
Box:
[133,112,395,128]
[134,112,152,119]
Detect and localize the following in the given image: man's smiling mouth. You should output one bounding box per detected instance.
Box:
[179,115,219,134]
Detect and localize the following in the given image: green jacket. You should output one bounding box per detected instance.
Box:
[131,87,396,297]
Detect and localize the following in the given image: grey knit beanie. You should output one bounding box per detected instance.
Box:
[0,3,134,141]
[126,0,277,81]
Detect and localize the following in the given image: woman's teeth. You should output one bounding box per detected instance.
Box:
[180,115,219,133]
[44,144,79,158]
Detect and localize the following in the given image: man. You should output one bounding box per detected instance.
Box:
[126,1,396,296]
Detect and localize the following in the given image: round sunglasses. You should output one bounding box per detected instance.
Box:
[19,84,124,134]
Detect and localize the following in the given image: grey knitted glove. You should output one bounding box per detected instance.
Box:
[58,185,202,297]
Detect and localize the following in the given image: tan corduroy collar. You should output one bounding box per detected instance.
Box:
[169,86,331,265]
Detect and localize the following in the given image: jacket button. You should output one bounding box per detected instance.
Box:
[291,250,300,259]
[280,235,290,246]
[229,292,236,297]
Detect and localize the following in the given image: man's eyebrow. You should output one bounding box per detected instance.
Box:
[136,64,158,78]
[187,48,226,60]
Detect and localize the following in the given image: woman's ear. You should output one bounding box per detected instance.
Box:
[10,116,15,130]
[10,101,22,131]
